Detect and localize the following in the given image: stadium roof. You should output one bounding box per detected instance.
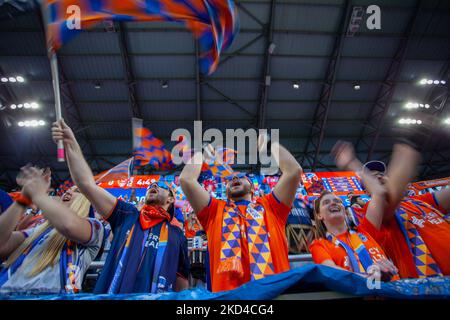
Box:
[0,0,450,189]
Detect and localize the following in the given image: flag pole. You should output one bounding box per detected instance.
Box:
[40,1,65,162]
[50,53,65,162]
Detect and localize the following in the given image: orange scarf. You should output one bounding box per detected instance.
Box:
[139,205,170,230]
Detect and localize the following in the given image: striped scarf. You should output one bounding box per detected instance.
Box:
[395,200,443,278]
[218,201,275,281]
[326,230,374,274]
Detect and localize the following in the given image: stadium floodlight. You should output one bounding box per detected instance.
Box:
[353,84,361,90]
[8,77,16,83]
[17,104,23,109]
[38,120,45,126]
[445,118,450,125]
[24,103,31,109]
[10,104,16,109]
[16,76,24,83]
[399,118,422,125]
[441,80,447,85]
[18,121,25,127]
[30,102,39,109]
[292,81,300,89]
[1,77,8,83]
[419,78,427,85]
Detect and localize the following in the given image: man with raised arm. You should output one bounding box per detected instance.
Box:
[332,141,450,279]
[179,136,302,292]
[52,120,189,294]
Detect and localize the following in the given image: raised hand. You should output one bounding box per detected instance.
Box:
[51,119,77,146]
[331,140,359,170]
[20,166,51,201]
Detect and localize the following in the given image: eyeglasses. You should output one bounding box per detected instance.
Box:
[148,182,174,196]
[223,172,247,182]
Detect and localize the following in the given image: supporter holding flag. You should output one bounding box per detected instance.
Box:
[52,119,189,294]
[0,166,105,294]
[180,135,302,292]
[332,140,450,279]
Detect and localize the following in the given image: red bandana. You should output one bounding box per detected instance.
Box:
[139,205,171,230]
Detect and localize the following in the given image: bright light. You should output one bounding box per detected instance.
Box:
[30,102,39,109]
[24,103,31,109]
[427,80,433,84]
[425,104,430,109]
[8,77,16,83]
[17,104,23,109]
[10,104,16,109]
[353,84,361,90]
[16,76,24,83]
[441,80,446,85]
[1,77,8,83]
[433,80,440,84]
[20,119,46,127]
[419,78,427,85]
[445,118,450,125]
[398,118,422,125]
[292,81,300,89]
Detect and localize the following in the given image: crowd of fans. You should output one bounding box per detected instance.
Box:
[0,119,449,296]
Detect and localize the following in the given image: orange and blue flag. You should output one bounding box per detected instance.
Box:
[43,0,239,74]
[94,157,134,183]
[56,178,74,196]
[133,127,174,171]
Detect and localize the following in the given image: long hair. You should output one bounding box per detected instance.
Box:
[313,190,333,239]
[3,193,91,277]
[313,190,354,240]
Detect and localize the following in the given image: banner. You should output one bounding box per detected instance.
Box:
[2,265,448,300]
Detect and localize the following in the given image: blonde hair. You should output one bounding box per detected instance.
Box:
[3,193,91,277]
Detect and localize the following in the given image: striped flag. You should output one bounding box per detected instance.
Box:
[42,0,239,75]
[94,157,134,183]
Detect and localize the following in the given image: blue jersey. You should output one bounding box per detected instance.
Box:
[94,200,189,294]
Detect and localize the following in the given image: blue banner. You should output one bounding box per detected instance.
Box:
[1,265,448,300]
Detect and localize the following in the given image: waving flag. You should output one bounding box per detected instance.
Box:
[42,0,239,74]
[133,127,174,171]
[202,147,236,178]
[56,178,74,196]
[94,157,134,184]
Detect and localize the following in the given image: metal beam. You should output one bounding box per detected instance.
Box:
[115,22,142,119]
[202,82,254,117]
[355,0,423,162]
[301,0,352,171]
[257,0,276,129]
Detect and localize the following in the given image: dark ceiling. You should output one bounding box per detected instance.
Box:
[0,0,450,189]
